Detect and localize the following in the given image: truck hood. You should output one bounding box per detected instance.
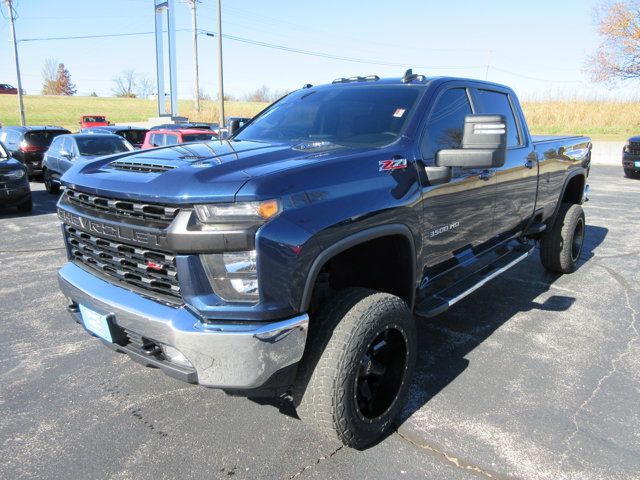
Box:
[61,139,363,204]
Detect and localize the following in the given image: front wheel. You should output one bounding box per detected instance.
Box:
[540,203,585,273]
[294,288,417,449]
[43,169,60,194]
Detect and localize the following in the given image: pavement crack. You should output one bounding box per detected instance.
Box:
[396,431,501,479]
[559,264,639,465]
[286,444,344,479]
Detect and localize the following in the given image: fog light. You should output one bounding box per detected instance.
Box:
[201,251,259,303]
[160,345,193,368]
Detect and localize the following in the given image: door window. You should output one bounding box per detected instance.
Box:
[476,90,521,147]
[165,134,178,145]
[421,88,473,162]
[150,133,164,147]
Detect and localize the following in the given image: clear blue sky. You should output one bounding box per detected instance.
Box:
[0,0,636,101]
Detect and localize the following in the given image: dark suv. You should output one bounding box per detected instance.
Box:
[0,126,71,177]
[623,136,640,178]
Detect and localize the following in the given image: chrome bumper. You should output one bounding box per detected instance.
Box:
[58,262,309,389]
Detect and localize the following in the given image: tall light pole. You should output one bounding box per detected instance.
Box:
[216,0,225,127]
[4,0,26,126]
[188,0,200,112]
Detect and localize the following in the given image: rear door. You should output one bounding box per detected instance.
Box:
[473,88,537,238]
[418,85,497,268]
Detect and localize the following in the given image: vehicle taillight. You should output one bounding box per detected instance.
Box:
[19,141,45,153]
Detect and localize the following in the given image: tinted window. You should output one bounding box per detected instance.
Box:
[476,90,520,147]
[165,134,178,145]
[235,86,422,148]
[76,137,132,156]
[150,133,164,147]
[119,130,147,145]
[182,133,217,142]
[421,88,472,160]
[24,130,69,147]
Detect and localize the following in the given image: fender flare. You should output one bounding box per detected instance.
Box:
[299,223,417,312]
[548,169,586,230]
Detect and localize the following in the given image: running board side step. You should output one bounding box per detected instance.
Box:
[415,246,534,318]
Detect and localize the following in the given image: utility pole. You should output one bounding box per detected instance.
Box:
[188,0,200,112]
[4,0,26,125]
[216,0,225,128]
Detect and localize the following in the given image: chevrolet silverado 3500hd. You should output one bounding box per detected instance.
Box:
[57,71,591,448]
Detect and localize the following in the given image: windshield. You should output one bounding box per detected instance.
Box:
[182,133,217,142]
[234,85,421,147]
[85,116,106,123]
[119,130,147,145]
[76,137,132,156]
[24,130,69,147]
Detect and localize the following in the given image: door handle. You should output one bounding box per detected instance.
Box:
[525,159,535,169]
[479,170,495,181]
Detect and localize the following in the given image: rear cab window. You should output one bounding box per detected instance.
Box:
[475,89,521,147]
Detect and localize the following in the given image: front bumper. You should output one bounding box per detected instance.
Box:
[623,154,640,171]
[58,262,309,389]
[0,184,31,206]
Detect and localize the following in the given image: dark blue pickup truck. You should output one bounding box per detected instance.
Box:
[56,71,591,448]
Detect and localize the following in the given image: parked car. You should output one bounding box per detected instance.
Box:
[42,133,133,194]
[56,71,591,448]
[0,140,32,212]
[141,128,218,149]
[0,125,71,177]
[149,122,219,131]
[79,115,110,129]
[81,125,149,149]
[622,135,640,178]
[0,84,18,95]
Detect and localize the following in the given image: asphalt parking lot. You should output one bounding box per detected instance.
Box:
[1,165,639,480]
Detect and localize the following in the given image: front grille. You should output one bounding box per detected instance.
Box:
[109,160,177,173]
[628,142,640,156]
[64,225,181,303]
[65,189,179,227]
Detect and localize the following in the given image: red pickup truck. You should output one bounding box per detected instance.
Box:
[79,115,110,129]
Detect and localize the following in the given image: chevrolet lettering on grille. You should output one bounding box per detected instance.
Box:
[58,208,166,249]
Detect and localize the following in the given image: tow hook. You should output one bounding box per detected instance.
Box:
[141,344,162,356]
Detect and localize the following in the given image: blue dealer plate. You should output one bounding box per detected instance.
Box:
[635,161,640,168]
[79,304,113,342]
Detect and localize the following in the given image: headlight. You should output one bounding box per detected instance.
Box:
[194,200,280,224]
[623,142,630,153]
[201,251,259,302]
[6,169,25,180]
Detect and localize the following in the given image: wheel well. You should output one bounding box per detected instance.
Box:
[562,174,584,205]
[307,235,414,313]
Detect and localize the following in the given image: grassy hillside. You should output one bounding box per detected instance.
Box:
[0,95,637,141]
[0,95,268,132]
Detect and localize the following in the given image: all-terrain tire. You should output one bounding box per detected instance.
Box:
[294,288,416,449]
[540,203,585,274]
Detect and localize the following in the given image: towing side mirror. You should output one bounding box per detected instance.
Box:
[436,115,507,169]
[228,119,242,137]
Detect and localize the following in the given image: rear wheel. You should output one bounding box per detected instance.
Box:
[294,288,416,449]
[43,169,60,194]
[540,203,585,273]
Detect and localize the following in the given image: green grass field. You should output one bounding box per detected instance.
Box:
[0,95,637,141]
[0,95,268,132]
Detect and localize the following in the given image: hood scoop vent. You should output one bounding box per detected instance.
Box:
[108,160,177,173]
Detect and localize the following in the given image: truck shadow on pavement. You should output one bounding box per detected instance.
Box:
[400,224,608,427]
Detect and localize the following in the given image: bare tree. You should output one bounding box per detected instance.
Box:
[112,69,138,98]
[137,76,154,99]
[41,58,58,95]
[245,85,271,102]
[587,1,640,82]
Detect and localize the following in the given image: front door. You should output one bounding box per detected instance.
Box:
[418,86,497,270]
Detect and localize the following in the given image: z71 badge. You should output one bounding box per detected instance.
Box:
[379,158,407,172]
